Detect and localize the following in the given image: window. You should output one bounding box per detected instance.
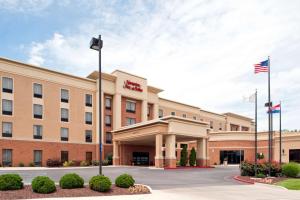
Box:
[182,114,187,118]
[2,99,12,115]
[33,125,43,139]
[126,101,136,113]
[85,130,92,143]
[147,105,151,117]
[105,97,111,109]
[61,151,68,163]
[85,94,92,107]
[219,123,223,131]
[105,115,111,127]
[210,121,214,129]
[2,149,12,167]
[106,132,112,144]
[61,108,69,122]
[61,128,69,141]
[61,89,69,103]
[193,116,197,120]
[171,111,176,116]
[33,104,43,119]
[2,77,13,93]
[2,122,12,137]
[126,118,136,126]
[159,109,163,118]
[33,83,43,98]
[85,112,92,124]
[33,150,42,166]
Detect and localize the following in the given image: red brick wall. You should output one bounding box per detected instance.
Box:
[0,139,96,166]
[121,97,142,127]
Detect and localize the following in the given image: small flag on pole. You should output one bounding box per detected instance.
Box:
[243,93,256,103]
[254,60,269,74]
[267,104,281,114]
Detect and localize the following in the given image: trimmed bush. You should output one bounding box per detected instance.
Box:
[46,159,62,167]
[240,161,282,177]
[115,174,135,188]
[282,162,300,178]
[89,175,111,192]
[80,161,89,166]
[0,174,23,190]
[180,145,188,166]
[189,147,196,166]
[31,176,56,194]
[29,162,35,167]
[18,162,25,167]
[92,160,99,166]
[102,159,109,166]
[59,173,84,189]
[106,153,113,165]
[256,173,266,178]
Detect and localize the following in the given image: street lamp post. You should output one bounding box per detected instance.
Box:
[90,35,103,175]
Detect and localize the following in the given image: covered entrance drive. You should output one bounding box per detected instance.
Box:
[111,116,210,168]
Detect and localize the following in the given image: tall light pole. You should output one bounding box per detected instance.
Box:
[90,35,103,175]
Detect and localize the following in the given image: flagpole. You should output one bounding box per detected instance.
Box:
[268,56,271,176]
[279,101,282,165]
[254,89,258,177]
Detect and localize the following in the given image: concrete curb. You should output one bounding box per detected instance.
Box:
[233,175,255,184]
[0,166,116,171]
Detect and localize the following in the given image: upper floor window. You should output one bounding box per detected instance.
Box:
[33,125,43,139]
[2,77,13,93]
[126,101,136,113]
[159,109,163,118]
[33,83,43,98]
[85,112,92,125]
[106,132,112,144]
[182,114,187,118]
[2,122,12,137]
[219,123,223,130]
[61,89,69,103]
[105,115,111,127]
[85,94,92,107]
[147,106,151,117]
[85,130,92,143]
[61,127,69,141]
[61,108,69,122]
[210,121,214,129]
[193,116,197,120]
[126,118,136,126]
[2,99,12,115]
[105,97,111,110]
[33,104,43,119]
[171,111,176,116]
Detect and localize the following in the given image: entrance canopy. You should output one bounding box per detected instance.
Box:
[111,116,210,168]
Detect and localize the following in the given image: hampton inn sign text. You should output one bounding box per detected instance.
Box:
[123,80,143,92]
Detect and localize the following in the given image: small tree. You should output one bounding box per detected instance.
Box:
[180,145,188,166]
[189,147,196,166]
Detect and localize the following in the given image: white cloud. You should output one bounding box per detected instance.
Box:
[25,0,300,130]
[0,0,53,12]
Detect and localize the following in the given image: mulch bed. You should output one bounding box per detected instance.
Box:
[234,175,287,184]
[0,185,150,200]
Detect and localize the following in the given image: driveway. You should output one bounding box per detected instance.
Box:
[0,165,239,189]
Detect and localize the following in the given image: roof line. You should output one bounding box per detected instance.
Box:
[159,97,200,109]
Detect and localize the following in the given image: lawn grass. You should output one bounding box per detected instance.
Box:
[277,179,300,190]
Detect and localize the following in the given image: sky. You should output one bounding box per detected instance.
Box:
[0,0,299,131]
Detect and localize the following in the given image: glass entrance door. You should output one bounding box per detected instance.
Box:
[220,150,244,164]
[132,152,149,166]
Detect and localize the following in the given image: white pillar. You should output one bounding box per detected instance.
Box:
[165,135,176,159]
[141,100,148,122]
[153,103,159,119]
[113,93,122,129]
[113,140,120,165]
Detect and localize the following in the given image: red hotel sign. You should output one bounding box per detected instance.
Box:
[123,80,143,92]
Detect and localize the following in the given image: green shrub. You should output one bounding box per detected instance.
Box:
[89,175,111,192]
[29,162,35,167]
[59,173,84,189]
[115,174,135,188]
[106,153,113,165]
[189,147,196,166]
[63,161,75,167]
[240,161,282,177]
[31,176,56,194]
[0,174,23,190]
[256,173,266,178]
[80,161,89,167]
[282,162,300,178]
[92,160,99,166]
[18,162,25,167]
[102,159,109,166]
[180,145,188,166]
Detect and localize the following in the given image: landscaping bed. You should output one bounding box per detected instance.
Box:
[0,184,150,200]
[234,175,287,184]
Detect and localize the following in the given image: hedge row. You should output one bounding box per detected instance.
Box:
[0,173,135,194]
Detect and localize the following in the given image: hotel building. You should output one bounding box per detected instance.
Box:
[0,57,299,168]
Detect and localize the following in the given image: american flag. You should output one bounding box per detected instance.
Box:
[254,60,269,74]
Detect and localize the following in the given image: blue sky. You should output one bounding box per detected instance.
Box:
[0,0,300,131]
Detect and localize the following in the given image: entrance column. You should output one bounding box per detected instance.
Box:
[113,140,120,165]
[196,138,209,166]
[165,134,176,168]
[155,134,164,168]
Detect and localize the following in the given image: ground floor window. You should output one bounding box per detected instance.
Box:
[220,150,244,164]
[132,152,149,166]
[106,132,112,144]
[86,152,92,163]
[61,151,69,163]
[34,150,42,166]
[2,149,12,166]
[289,149,300,163]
